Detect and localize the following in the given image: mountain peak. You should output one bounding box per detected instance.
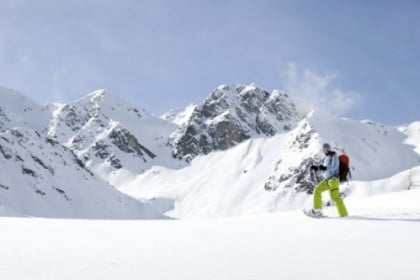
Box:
[169,84,304,160]
[0,86,48,132]
[87,89,107,101]
[76,89,126,107]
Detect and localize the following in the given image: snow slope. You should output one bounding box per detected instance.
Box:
[0,127,170,218]
[0,86,48,132]
[123,134,296,218]
[161,104,196,126]
[3,166,420,279]
[121,111,420,218]
[1,186,419,280]
[0,88,172,219]
[399,121,420,154]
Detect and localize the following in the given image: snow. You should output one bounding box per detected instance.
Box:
[309,111,420,180]
[0,86,48,132]
[47,89,185,186]
[1,187,420,280]
[0,84,420,279]
[399,121,420,155]
[0,127,171,219]
[121,111,420,218]
[161,104,196,127]
[122,134,299,218]
[3,166,420,279]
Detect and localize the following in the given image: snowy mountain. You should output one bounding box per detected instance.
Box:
[0,88,170,218]
[0,86,48,133]
[168,84,303,161]
[263,111,420,193]
[47,89,184,186]
[0,84,419,219]
[121,110,420,218]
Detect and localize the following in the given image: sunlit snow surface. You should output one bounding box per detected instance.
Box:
[121,111,420,218]
[1,187,419,280]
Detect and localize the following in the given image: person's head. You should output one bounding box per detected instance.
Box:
[322,143,331,155]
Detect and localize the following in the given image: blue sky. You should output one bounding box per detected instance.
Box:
[0,0,418,124]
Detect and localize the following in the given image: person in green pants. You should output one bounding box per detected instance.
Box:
[306,143,348,218]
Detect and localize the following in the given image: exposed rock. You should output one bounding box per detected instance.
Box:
[109,126,156,159]
[169,84,303,160]
[263,117,321,194]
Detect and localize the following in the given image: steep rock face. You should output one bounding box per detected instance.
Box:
[47,90,182,183]
[169,84,303,161]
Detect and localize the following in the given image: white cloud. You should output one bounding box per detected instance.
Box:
[281,63,362,115]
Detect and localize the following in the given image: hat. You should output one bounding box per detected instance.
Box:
[322,143,331,150]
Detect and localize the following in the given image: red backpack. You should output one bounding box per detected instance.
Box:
[338,154,351,182]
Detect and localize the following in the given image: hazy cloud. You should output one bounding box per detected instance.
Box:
[281,63,362,116]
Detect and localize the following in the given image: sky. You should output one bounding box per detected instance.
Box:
[0,0,419,124]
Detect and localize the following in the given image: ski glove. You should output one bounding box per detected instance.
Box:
[311,165,327,171]
[318,165,327,171]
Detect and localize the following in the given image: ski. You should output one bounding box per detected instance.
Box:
[303,209,326,218]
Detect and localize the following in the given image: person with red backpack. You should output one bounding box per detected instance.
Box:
[305,143,349,218]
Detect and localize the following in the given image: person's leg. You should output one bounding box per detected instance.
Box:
[313,180,329,210]
[327,178,348,217]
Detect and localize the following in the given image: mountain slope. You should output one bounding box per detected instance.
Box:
[0,127,170,218]
[0,88,171,219]
[121,111,420,218]
[161,104,196,127]
[399,121,420,155]
[0,86,48,132]
[47,89,184,186]
[264,111,420,193]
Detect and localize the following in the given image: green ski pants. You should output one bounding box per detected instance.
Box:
[313,177,348,217]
